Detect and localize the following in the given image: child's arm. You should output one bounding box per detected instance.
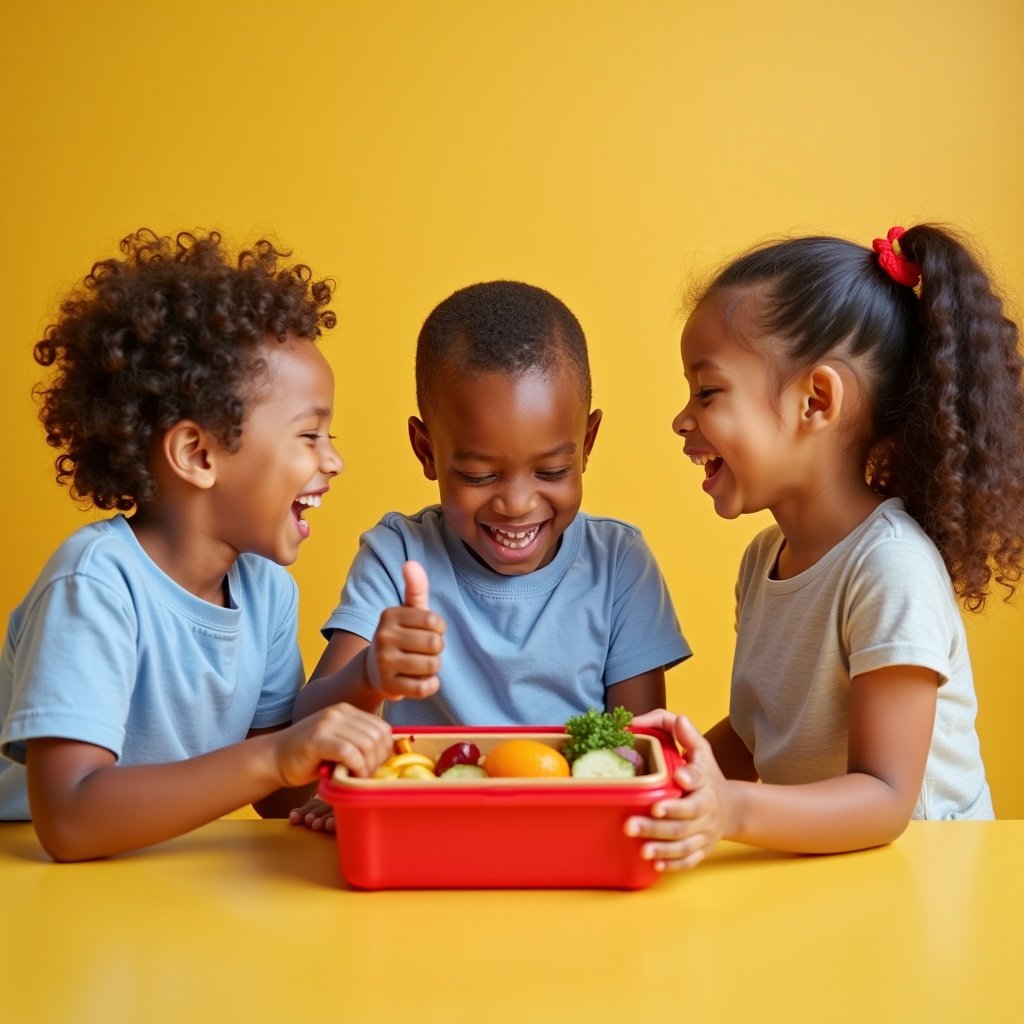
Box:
[606,669,667,716]
[703,715,758,782]
[25,703,392,861]
[626,665,938,869]
[293,561,446,718]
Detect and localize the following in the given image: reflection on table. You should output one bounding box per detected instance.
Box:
[2,819,1021,1023]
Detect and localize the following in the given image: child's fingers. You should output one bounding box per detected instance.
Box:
[384,651,442,678]
[288,797,336,833]
[402,560,430,610]
[630,708,675,733]
[387,619,446,653]
[649,838,710,872]
[673,763,700,793]
[672,713,704,751]
[289,796,324,825]
[629,710,703,760]
[304,808,335,833]
[624,802,702,839]
[377,605,446,640]
[314,704,393,774]
[372,644,442,695]
[381,672,441,701]
[638,832,707,863]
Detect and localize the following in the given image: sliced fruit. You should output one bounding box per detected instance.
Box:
[438,763,488,780]
[570,749,637,779]
[385,752,436,772]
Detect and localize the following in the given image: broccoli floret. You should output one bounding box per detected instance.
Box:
[563,707,634,762]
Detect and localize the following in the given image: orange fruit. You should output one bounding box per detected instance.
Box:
[483,739,570,778]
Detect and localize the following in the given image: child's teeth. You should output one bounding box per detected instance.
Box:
[295,494,322,508]
[688,453,719,467]
[492,526,539,549]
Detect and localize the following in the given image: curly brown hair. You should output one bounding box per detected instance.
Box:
[700,225,1024,610]
[33,228,336,512]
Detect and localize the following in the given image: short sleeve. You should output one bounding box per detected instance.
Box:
[1,574,138,763]
[321,524,406,641]
[845,537,959,685]
[605,532,691,684]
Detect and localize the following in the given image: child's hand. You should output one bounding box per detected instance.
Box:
[365,560,446,701]
[289,796,335,832]
[625,711,736,871]
[273,702,392,789]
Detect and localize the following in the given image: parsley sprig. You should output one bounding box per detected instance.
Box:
[563,707,634,762]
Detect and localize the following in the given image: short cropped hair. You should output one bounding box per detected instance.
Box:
[33,228,335,511]
[415,280,591,414]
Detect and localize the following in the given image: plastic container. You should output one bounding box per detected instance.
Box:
[317,726,682,890]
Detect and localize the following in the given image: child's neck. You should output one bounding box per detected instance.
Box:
[127,509,234,607]
[771,480,884,580]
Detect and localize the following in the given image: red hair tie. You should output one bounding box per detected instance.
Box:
[872,226,921,288]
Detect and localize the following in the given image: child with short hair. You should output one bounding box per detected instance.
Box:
[626,224,1024,869]
[292,281,689,790]
[0,229,392,860]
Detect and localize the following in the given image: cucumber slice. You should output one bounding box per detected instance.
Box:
[438,763,488,780]
[570,749,637,779]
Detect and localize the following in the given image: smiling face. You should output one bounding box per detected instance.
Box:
[672,296,805,521]
[410,361,601,575]
[213,337,343,565]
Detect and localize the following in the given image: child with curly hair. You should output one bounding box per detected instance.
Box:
[0,229,392,860]
[627,224,1024,869]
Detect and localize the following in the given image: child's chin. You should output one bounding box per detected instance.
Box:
[483,544,555,575]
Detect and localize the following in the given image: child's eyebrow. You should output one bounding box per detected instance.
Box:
[454,442,578,460]
[292,406,332,421]
[688,358,724,373]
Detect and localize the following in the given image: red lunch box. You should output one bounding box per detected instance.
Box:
[316,726,682,890]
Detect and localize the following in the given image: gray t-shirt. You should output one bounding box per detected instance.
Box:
[731,498,993,819]
[323,506,691,726]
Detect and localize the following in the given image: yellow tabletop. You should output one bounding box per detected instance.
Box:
[2,819,1021,1023]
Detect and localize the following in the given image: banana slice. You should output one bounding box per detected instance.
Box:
[385,752,436,772]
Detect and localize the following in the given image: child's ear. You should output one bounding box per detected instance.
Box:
[799,366,843,432]
[408,416,438,481]
[582,408,603,469]
[160,421,217,489]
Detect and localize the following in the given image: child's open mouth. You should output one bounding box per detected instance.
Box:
[688,451,724,487]
[482,522,544,558]
[291,492,323,540]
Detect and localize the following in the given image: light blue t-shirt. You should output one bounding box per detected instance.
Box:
[0,515,303,820]
[323,507,691,726]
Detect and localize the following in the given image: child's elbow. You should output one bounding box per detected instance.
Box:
[860,787,916,850]
[33,818,104,863]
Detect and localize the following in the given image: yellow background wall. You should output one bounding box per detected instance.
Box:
[2,1,1022,814]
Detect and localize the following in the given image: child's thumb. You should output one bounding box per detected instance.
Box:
[402,560,430,610]
[674,714,703,754]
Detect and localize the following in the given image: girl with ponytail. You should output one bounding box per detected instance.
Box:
[627,224,1024,868]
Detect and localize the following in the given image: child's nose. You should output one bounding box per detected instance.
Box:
[672,407,694,436]
[493,480,537,518]
[323,440,344,476]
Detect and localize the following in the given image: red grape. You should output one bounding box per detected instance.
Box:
[434,742,482,776]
